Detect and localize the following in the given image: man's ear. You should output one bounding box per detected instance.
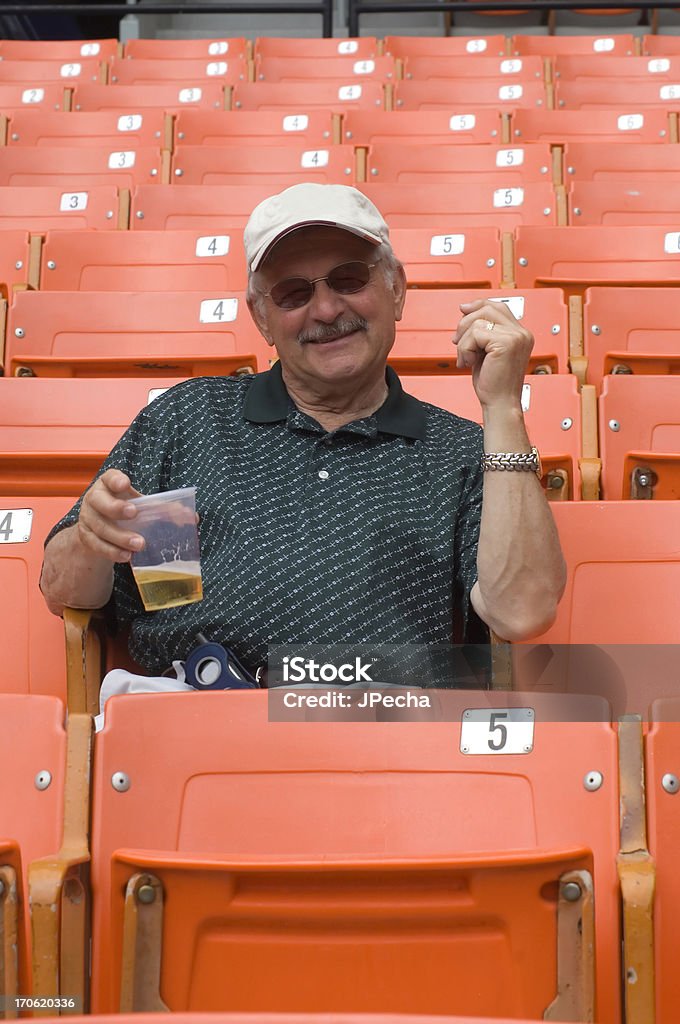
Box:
[393,262,407,323]
[247,294,275,349]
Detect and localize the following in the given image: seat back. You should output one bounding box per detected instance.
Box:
[391,226,502,288]
[232,81,386,112]
[0,230,30,298]
[393,79,547,111]
[0,146,163,189]
[6,109,168,148]
[171,144,357,186]
[555,77,680,108]
[568,181,680,225]
[131,183,301,231]
[383,35,507,57]
[123,38,248,60]
[174,109,337,147]
[365,142,553,185]
[342,109,504,146]
[511,107,672,143]
[72,83,227,112]
[358,182,560,228]
[254,37,378,59]
[511,34,637,56]
[0,185,124,231]
[0,39,117,61]
[108,57,248,87]
[0,60,103,85]
[0,84,67,113]
[254,56,397,83]
[401,54,545,82]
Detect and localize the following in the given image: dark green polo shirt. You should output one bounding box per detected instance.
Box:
[47,364,489,677]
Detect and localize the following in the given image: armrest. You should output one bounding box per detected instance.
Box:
[63,607,105,716]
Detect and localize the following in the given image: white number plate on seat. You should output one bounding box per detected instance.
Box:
[460,707,535,755]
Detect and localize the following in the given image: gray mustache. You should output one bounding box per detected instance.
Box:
[298,317,368,345]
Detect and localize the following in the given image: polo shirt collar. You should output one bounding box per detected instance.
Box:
[244,361,426,441]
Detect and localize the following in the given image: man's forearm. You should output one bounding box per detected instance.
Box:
[471,403,567,642]
[40,524,115,617]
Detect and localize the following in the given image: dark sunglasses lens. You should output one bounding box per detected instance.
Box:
[328,262,372,293]
[270,278,313,309]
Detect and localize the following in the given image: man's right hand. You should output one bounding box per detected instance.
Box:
[76,469,145,564]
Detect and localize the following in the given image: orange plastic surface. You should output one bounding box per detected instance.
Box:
[643,33,680,55]
[568,180,680,225]
[0,185,122,231]
[254,37,378,59]
[108,56,249,87]
[0,230,30,298]
[390,227,502,288]
[599,376,680,498]
[0,146,163,189]
[400,55,544,82]
[19,1013,563,1024]
[358,182,559,229]
[40,229,248,292]
[174,110,336,147]
[231,82,386,112]
[0,39,117,61]
[383,35,507,57]
[555,77,680,108]
[511,107,672,143]
[554,53,680,80]
[365,142,553,185]
[583,285,680,388]
[6,109,167,148]
[72,83,227,112]
[342,109,504,146]
[124,38,249,60]
[254,56,397,83]
[511,34,637,56]
[5,290,272,378]
[131,183,308,231]
[563,141,680,181]
[90,690,620,1019]
[171,144,357,186]
[0,59,102,85]
[393,79,547,111]
[0,84,67,113]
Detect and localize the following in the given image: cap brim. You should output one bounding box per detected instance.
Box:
[250,219,384,271]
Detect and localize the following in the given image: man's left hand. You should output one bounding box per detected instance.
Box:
[452,298,534,410]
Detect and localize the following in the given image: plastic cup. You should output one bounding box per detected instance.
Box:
[120,487,202,612]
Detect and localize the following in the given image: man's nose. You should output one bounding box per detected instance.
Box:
[307,279,346,321]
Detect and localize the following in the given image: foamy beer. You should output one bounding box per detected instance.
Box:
[123,487,203,612]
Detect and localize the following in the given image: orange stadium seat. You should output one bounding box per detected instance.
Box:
[123,38,248,60]
[553,53,680,82]
[393,79,547,111]
[0,146,164,189]
[555,77,680,108]
[583,285,680,387]
[404,374,587,498]
[342,109,505,145]
[88,689,621,1021]
[561,141,680,181]
[231,81,385,112]
[358,182,561,229]
[72,83,227,112]
[391,287,569,374]
[599,376,680,499]
[511,107,673,142]
[568,181,680,224]
[174,109,338,147]
[5,109,169,148]
[0,185,124,231]
[108,56,249,86]
[254,56,397,83]
[0,59,103,85]
[0,84,67,113]
[131,184,294,230]
[400,55,545,83]
[4,290,272,379]
[363,142,553,185]
[390,226,503,288]
[0,376,190,496]
[0,38,118,61]
[511,33,637,56]
[642,33,680,55]
[645,697,680,1024]
[514,225,680,296]
[254,36,378,59]
[38,229,248,291]
[170,144,356,186]
[0,230,31,298]
[383,35,508,57]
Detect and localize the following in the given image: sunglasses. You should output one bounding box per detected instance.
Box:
[265,260,379,311]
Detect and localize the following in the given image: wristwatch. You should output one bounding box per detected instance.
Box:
[481,446,542,479]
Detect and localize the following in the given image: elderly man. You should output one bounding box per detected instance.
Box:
[41,183,565,680]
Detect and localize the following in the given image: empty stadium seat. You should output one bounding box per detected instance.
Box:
[599,376,680,499]
[562,141,680,181]
[400,55,545,83]
[553,53,680,82]
[174,109,338,147]
[131,184,305,231]
[363,142,553,185]
[72,83,227,112]
[254,56,397,83]
[511,34,637,56]
[108,57,248,86]
[514,225,680,296]
[0,84,67,114]
[393,80,547,111]
[642,33,680,55]
[342,109,505,146]
[358,182,562,229]
[254,37,378,59]
[390,226,503,288]
[5,109,169,148]
[568,181,680,224]
[123,38,248,60]
[583,285,680,387]
[0,185,125,231]
[231,82,385,112]
[0,59,103,85]
[0,146,164,189]
[0,39,118,61]
[0,230,31,298]
[511,107,672,143]
[555,77,680,108]
[4,290,272,378]
[38,229,248,292]
[391,287,569,375]
[88,689,621,1021]
[383,35,508,57]
[404,373,589,499]
[170,144,356,186]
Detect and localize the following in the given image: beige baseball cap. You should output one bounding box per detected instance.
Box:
[244,182,390,272]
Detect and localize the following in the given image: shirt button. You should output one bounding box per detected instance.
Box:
[318,470,329,480]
